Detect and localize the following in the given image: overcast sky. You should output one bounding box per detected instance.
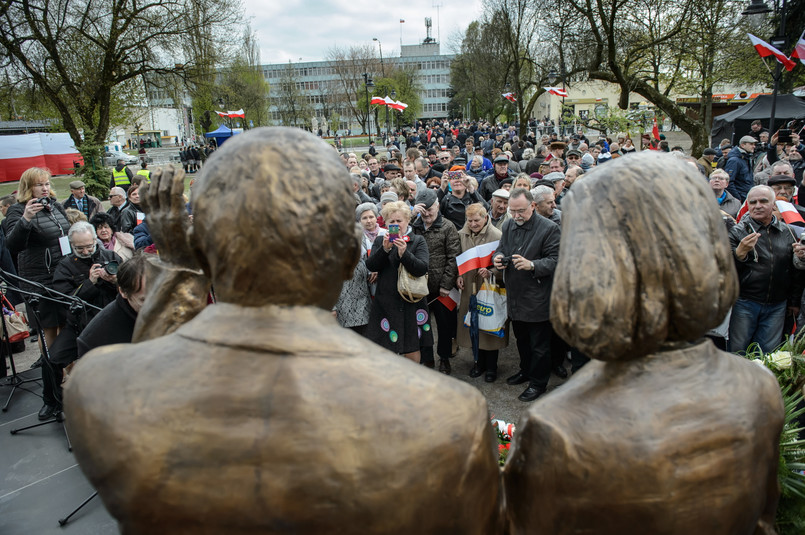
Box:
[241,0,485,65]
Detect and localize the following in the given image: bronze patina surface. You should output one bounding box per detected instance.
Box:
[503,152,783,535]
[65,128,501,534]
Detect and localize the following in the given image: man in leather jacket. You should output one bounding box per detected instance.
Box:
[728,185,805,354]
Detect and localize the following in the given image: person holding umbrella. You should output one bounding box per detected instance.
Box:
[456,203,508,382]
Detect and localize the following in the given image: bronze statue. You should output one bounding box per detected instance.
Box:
[65,128,501,534]
[503,152,783,535]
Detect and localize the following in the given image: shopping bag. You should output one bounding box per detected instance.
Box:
[1,295,30,343]
[464,279,507,338]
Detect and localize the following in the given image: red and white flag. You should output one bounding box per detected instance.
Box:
[543,86,568,98]
[502,92,516,102]
[390,100,408,111]
[747,33,797,72]
[437,288,461,311]
[370,96,386,105]
[216,111,228,117]
[777,200,805,226]
[791,31,805,66]
[456,241,500,276]
[227,109,245,118]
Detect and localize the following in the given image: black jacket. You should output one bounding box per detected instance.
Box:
[493,214,561,322]
[4,201,70,286]
[77,294,138,358]
[728,216,802,305]
[412,213,461,295]
[439,190,489,231]
[52,248,121,328]
[107,202,138,234]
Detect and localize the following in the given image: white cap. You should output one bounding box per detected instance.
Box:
[491,189,510,200]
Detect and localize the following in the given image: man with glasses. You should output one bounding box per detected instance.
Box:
[37,221,121,420]
[107,186,137,233]
[708,169,741,219]
[492,188,561,402]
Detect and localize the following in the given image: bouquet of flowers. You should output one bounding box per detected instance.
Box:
[744,335,805,535]
[492,419,515,466]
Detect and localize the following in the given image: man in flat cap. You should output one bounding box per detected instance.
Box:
[383,162,402,181]
[724,136,757,201]
[63,180,104,219]
[698,148,719,177]
[479,154,515,201]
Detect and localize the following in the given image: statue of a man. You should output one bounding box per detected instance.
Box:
[66,128,501,534]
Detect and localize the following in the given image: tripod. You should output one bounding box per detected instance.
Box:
[1,293,39,412]
[8,295,72,451]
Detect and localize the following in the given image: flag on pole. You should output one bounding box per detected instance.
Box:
[390,100,408,111]
[370,96,386,105]
[216,111,228,117]
[747,33,797,71]
[543,86,569,98]
[228,109,245,118]
[437,288,461,311]
[791,31,805,66]
[777,200,805,226]
[456,241,500,276]
[502,92,516,102]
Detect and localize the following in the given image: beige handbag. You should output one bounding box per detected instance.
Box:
[397,264,429,303]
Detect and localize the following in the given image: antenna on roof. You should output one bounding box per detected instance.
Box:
[424,17,435,44]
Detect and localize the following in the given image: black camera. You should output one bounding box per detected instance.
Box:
[91,252,119,275]
[499,256,513,267]
[37,197,51,209]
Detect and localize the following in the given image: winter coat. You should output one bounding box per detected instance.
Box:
[728,216,804,305]
[52,248,121,328]
[334,256,371,329]
[724,147,754,201]
[493,214,560,322]
[76,294,138,358]
[456,218,508,351]
[107,201,138,234]
[411,214,460,297]
[365,232,433,353]
[439,191,489,231]
[4,201,70,286]
[717,190,742,219]
[63,194,104,220]
[479,170,515,201]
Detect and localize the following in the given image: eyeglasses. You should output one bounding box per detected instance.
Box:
[72,244,95,252]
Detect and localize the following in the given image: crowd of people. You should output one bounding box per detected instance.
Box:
[334,118,805,403]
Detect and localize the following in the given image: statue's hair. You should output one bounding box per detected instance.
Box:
[550,152,737,360]
[190,127,359,308]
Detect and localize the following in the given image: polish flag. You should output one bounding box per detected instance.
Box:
[456,241,500,276]
[228,109,245,118]
[777,200,805,226]
[370,96,386,105]
[747,33,797,72]
[502,92,516,102]
[437,288,461,311]
[792,31,805,65]
[543,86,568,98]
[390,100,408,111]
[0,133,82,183]
[216,111,228,117]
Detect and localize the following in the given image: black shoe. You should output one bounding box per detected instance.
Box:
[518,384,546,402]
[469,364,484,378]
[422,360,435,369]
[438,359,451,375]
[485,371,497,383]
[506,371,528,385]
[30,356,43,369]
[552,365,568,379]
[38,404,59,421]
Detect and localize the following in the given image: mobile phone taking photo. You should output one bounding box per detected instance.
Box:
[388,224,400,242]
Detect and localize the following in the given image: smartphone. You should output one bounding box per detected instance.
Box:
[778,129,792,144]
[388,224,400,242]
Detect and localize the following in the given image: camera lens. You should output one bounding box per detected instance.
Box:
[104,261,119,275]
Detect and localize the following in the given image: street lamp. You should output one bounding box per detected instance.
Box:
[362,72,374,143]
[390,88,397,134]
[547,69,567,135]
[373,38,385,77]
[217,97,233,133]
[741,0,786,139]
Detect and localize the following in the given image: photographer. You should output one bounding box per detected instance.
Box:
[37,221,121,420]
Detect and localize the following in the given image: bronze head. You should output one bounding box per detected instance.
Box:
[550,152,738,360]
[189,127,359,308]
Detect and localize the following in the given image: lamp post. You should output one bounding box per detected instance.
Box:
[741,0,786,137]
[390,88,397,135]
[362,72,374,143]
[548,69,567,136]
[217,97,233,133]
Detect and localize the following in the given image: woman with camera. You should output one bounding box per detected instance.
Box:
[4,167,71,347]
[365,200,431,363]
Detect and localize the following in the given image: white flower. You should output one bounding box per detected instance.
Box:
[769,351,793,370]
[752,359,768,370]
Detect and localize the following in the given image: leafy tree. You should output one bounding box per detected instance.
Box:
[219,28,270,129]
[0,0,243,170]
[274,61,313,129]
[327,45,383,135]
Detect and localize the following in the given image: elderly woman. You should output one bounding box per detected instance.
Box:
[332,223,371,335]
[4,167,71,347]
[456,203,507,382]
[90,212,135,262]
[365,200,431,362]
[356,202,385,293]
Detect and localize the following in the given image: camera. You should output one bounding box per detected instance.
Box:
[37,197,51,209]
[499,256,513,267]
[778,129,792,145]
[90,251,119,275]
